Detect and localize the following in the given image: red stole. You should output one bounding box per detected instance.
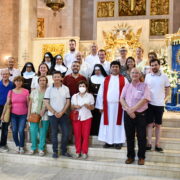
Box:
[103,75,125,125]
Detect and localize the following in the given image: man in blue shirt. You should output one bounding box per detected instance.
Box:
[0,69,14,152]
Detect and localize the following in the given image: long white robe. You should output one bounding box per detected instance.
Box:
[96,75,126,144]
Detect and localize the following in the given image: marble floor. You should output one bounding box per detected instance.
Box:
[0,162,176,180]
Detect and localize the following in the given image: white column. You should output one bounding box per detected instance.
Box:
[18,0,37,69]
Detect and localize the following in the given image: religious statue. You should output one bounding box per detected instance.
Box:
[119,0,146,16]
[102,23,142,61]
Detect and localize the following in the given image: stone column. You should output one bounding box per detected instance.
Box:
[18,0,37,69]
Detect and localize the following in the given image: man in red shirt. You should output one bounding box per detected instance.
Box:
[63,61,87,97]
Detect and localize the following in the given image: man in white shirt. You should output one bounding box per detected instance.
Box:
[0,57,21,81]
[136,47,147,72]
[85,43,100,70]
[44,71,72,158]
[145,59,170,152]
[64,39,77,68]
[98,49,110,75]
[66,52,92,78]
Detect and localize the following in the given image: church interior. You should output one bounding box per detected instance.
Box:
[0,0,180,179]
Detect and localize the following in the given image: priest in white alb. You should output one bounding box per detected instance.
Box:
[96,61,127,149]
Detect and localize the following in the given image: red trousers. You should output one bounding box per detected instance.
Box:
[72,118,92,154]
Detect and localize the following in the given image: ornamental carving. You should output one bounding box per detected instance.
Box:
[150,19,168,36]
[97,1,115,18]
[151,0,169,15]
[42,44,65,57]
[119,0,146,16]
[103,23,142,61]
[37,18,45,38]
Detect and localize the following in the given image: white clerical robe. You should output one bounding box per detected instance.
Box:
[64,51,77,68]
[85,54,100,70]
[96,75,127,144]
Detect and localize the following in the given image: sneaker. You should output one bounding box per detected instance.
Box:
[155,146,163,152]
[28,150,35,155]
[146,144,152,151]
[39,150,45,156]
[19,147,25,154]
[114,144,122,150]
[62,152,72,158]
[74,153,80,159]
[82,154,88,160]
[0,146,9,153]
[15,146,20,153]
[103,143,113,148]
[125,158,135,164]
[52,152,58,159]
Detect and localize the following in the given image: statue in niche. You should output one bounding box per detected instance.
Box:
[119,0,146,16]
[37,18,45,38]
[97,1,114,18]
[151,0,169,15]
[150,19,169,36]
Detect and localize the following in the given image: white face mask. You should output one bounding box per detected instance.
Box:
[79,87,86,93]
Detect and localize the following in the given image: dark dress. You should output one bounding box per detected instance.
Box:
[89,77,104,136]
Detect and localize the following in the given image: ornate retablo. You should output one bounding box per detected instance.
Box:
[97,1,115,18]
[42,44,65,57]
[119,0,146,16]
[150,0,169,15]
[37,18,45,38]
[150,19,169,36]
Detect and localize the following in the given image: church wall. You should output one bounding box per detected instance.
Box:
[0,0,19,68]
[173,0,180,33]
[80,0,94,40]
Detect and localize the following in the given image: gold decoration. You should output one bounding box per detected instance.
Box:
[165,28,180,46]
[42,44,65,57]
[97,1,115,18]
[151,0,169,15]
[150,19,168,36]
[37,18,45,38]
[103,23,142,61]
[176,50,180,65]
[119,0,146,16]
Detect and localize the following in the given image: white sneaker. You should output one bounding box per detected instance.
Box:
[74,153,80,159]
[0,146,9,153]
[19,147,24,154]
[39,150,45,156]
[82,154,88,160]
[15,146,19,153]
[29,150,35,155]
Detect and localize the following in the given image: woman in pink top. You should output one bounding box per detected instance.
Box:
[120,68,151,166]
[5,76,29,154]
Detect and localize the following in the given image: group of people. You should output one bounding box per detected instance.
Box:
[0,39,170,166]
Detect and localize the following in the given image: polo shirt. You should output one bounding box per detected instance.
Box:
[0,80,14,106]
[145,72,170,106]
[63,74,87,97]
[44,84,70,116]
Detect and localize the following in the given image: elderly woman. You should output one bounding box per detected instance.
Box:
[28,76,49,156]
[2,76,29,154]
[71,80,94,159]
[120,68,151,165]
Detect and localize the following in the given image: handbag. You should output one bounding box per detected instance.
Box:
[70,110,79,121]
[28,113,41,123]
[70,94,79,121]
[3,90,12,123]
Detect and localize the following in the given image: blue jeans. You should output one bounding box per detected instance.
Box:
[49,114,69,154]
[11,113,27,148]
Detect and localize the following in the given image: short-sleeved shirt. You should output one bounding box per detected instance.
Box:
[44,84,70,116]
[8,88,29,115]
[63,74,87,97]
[31,75,53,89]
[145,72,170,106]
[71,92,95,121]
[121,82,151,112]
[30,89,48,120]
[0,81,14,106]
